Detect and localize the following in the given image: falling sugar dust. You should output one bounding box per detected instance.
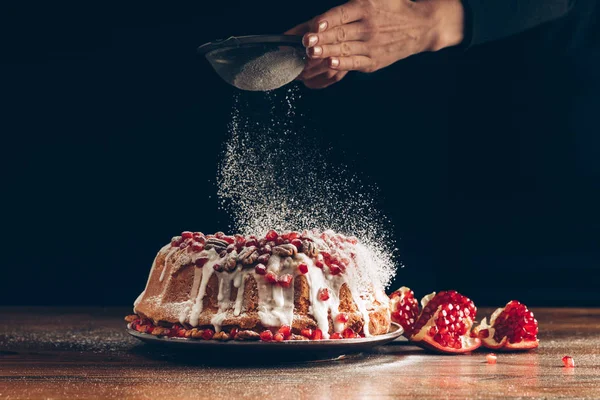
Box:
[217,86,398,290]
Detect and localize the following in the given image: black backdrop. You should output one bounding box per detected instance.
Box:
[1,1,599,307]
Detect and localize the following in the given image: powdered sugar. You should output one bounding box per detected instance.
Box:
[217,86,398,291]
[233,49,305,92]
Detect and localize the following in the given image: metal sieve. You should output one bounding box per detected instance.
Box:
[198,35,306,91]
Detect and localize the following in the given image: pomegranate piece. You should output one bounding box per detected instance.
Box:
[202,329,214,340]
[171,236,183,247]
[260,330,274,342]
[181,231,194,239]
[291,239,303,251]
[298,263,308,274]
[277,325,292,339]
[229,327,238,339]
[215,231,225,238]
[195,257,209,268]
[336,313,349,323]
[315,260,324,269]
[234,234,246,247]
[278,274,293,288]
[222,235,235,244]
[389,286,420,338]
[486,353,497,364]
[342,328,359,339]
[255,263,267,275]
[329,264,342,275]
[288,232,301,241]
[562,355,575,368]
[407,290,481,354]
[274,333,285,342]
[474,300,539,351]
[330,332,343,339]
[313,329,323,340]
[301,328,313,339]
[265,271,278,284]
[318,288,330,301]
[191,242,205,252]
[265,229,279,241]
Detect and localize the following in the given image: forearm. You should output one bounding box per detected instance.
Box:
[462,0,576,47]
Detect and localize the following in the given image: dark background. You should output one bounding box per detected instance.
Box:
[1,1,599,307]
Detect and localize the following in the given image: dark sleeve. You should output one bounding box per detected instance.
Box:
[461,0,576,47]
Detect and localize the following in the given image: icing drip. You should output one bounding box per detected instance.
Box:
[188,249,219,327]
[159,247,178,282]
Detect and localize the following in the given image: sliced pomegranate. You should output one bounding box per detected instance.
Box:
[408,290,481,354]
[389,286,420,338]
[473,300,539,351]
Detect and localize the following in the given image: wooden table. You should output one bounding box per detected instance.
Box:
[1,307,599,399]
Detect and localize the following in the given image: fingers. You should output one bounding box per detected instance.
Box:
[303,70,348,89]
[303,22,367,47]
[310,2,365,32]
[300,60,331,80]
[307,41,369,59]
[329,56,375,72]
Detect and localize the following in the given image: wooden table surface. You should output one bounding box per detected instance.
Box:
[1,307,599,399]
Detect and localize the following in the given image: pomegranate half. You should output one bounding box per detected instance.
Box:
[473,300,539,351]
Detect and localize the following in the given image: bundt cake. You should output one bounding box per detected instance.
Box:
[128,229,391,341]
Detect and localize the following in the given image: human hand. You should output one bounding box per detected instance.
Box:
[287,0,465,89]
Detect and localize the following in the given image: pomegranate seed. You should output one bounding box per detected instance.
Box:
[260,330,273,341]
[246,239,258,247]
[479,328,490,338]
[313,329,323,340]
[255,263,267,275]
[318,288,330,301]
[275,237,284,245]
[300,328,313,339]
[562,356,575,368]
[234,234,246,246]
[274,333,284,342]
[330,332,343,339]
[315,260,324,269]
[278,274,293,288]
[195,257,209,268]
[336,313,349,323]
[265,229,278,241]
[202,329,214,340]
[222,235,235,244]
[265,272,278,284]
[171,236,183,247]
[342,328,358,339]
[181,231,193,239]
[291,239,303,251]
[329,264,342,275]
[229,328,238,339]
[486,353,497,364]
[288,232,301,240]
[278,325,292,339]
[257,254,270,264]
[215,232,225,238]
[191,242,205,252]
[298,263,308,274]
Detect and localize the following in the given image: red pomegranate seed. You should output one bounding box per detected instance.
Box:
[171,236,183,247]
[195,257,209,268]
[298,263,308,274]
[234,234,246,246]
[342,328,358,339]
[265,271,278,284]
[329,264,342,275]
[265,229,279,241]
[479,328,490,338]
[486,353,497,364]
[330,332,343,339]
[313,329,323,340]
[562,356,575,368]
[229,328,238,339]
[255,264,267,275]
[336,313,349,323]
[288,232,301,240]
[222,235,235,244]
[278,274,293,288]
[291,239,303,251]
[260,330,274,341]
[202,329,214,340]
[257,254,270,264]
[246,239,258,247]
[274,333,284,342]
[315,260,324,269]
[215,231,225,238]
[278,325,292,339]
[191,242,205,252]
[181,231,193,239]
[301,328,313,339]
[318,288,330,301]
